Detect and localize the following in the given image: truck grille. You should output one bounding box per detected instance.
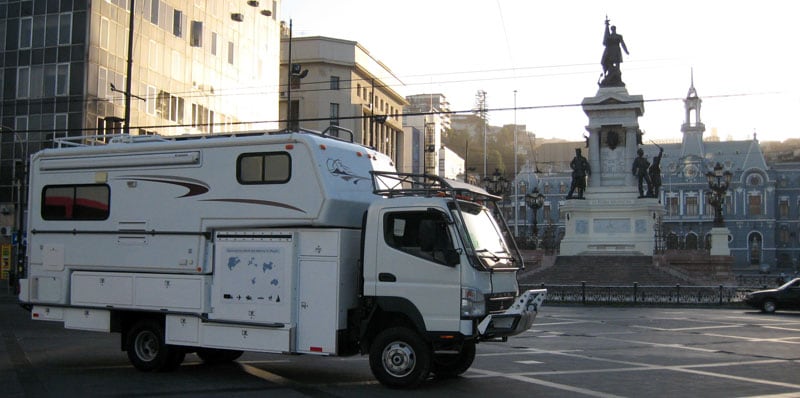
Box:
[486,292,516,314]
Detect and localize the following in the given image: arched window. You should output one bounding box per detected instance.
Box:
[685,232,699,250]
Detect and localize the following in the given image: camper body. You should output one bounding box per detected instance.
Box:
[18,130,545,388]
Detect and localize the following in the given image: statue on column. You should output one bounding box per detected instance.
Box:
[567,148,591,199]
[632,148,653,198]
[599,16,629,87]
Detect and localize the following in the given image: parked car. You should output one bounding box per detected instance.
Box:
[744,278,800,313]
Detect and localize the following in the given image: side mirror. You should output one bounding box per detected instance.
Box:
[443,249,460,267]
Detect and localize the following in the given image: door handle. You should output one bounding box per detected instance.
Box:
[378,273,396,282]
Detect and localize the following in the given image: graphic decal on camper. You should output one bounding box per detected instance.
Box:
[117,175,209,197]
[201,198,306,213]
[222,246,285,304]
[327,158,369,185]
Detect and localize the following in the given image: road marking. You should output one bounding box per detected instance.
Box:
[468,367,625,398]
[515,360,543,365]
[702,332,800,344]
[632,324,744,332]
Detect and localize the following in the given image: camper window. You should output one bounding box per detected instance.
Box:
[237,152,291,184]
[42,184,110,220]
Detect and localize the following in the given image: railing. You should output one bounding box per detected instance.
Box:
[520,282,761,306]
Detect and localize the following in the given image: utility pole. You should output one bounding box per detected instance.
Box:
[123,0,135,135]
[513,90,518,237]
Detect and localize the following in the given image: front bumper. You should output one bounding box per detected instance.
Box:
[477,289,546,339]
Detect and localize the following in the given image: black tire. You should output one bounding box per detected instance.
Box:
[125,319,184,372]
[432,341,476,378]
[196,348,244,364]
[369,327,432,389]
[762,300,777,313]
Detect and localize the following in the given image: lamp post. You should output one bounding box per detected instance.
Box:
[525,187,544,249]
[483,169,507,196]
[706,162,732,227]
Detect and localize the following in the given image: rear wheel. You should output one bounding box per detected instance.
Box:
[369,327,432,389]
[196,348,244,364]
[432,341,476,378]
[126,319,184,372]
[762,300,777,313]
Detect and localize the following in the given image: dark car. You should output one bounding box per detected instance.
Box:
[744,278,800,313]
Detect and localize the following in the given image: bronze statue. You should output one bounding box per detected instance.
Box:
[567,148,590,199]
[600,17,629,87]
[648,147,664,197]
[632,148,652,198]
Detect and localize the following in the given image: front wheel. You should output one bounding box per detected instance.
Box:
[432,341,476,378]
[762,300,777,313]
[126,319,184,372]
[369,327,432,389]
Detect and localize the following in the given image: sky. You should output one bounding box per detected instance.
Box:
[280,0,800,144]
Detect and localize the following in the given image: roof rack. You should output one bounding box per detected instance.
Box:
[52,126,357,148]
[371,171,499,201]
[53,134,168,148]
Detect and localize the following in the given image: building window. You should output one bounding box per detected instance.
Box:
[100,17,110,50]
[17,66,30,98]
[211,32,217,55]
[779,199,790,218]
[330,76,340,90]
[329,103,340,127]
[98,116,123,138]
[19,16,33,49]
[169,95,184,123]
[542,204,551,222]
[150,0,160,25]
[748,194,762,216]
[173,9,183,37]
[666,196,679,216]
[98,66,108,99]
[156,90,170,118]
[748,174,762,186]
[190,21,202,47]
[685,196,698,216]
[227,41,234,64]
[779,227,790,245]
[58,13,72,45]
[146,86,157,115]
[148,40,160,70]
[237,152,291,184]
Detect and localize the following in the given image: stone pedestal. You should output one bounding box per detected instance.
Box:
[709,227,731,256]
[559,85,665,255]
[559,187,663,256]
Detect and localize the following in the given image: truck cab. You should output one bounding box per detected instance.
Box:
[360,173,545,387]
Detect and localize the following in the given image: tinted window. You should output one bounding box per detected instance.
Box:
[237,152,291,184]
[42,184,110,220]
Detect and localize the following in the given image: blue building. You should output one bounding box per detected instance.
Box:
[505,81,800,275]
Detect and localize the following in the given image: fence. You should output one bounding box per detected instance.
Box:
[520,282,760,306]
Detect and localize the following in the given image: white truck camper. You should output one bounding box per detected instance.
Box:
[18,128,546,388]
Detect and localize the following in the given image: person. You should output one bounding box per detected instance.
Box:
[632,148,652,198]
[648,147,664,198]
[600,18,629,86]
[567,148,590,199]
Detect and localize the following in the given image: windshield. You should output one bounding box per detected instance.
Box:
[457,202,513,268]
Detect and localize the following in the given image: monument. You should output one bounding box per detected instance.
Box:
[559,17,665,256]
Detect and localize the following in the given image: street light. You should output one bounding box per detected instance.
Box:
[483,169,507,196]
[525,187,545,248]
[705,162,732,227]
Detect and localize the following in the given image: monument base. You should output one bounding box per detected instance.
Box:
[709,227,731,256]
[559,187,665,256]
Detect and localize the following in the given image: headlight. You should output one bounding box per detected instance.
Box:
[461,287,486,317]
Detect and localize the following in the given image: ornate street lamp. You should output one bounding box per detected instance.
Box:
[706,162,732,227]
[525,187,545,248]
[483,169,507,196]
